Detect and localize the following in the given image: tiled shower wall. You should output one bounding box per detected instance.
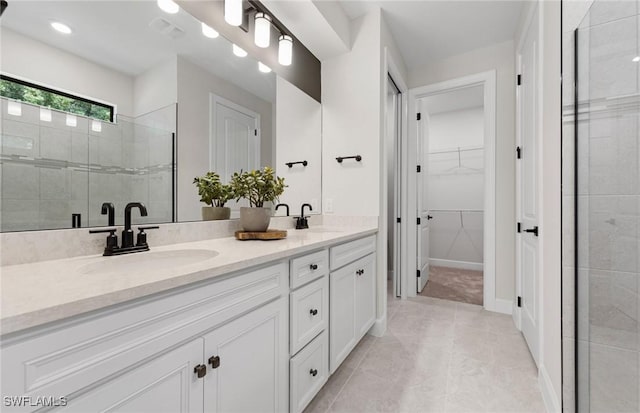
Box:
[562,1,640,411]
[0,99,174,231]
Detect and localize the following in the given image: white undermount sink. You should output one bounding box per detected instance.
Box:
[80,249,220,276]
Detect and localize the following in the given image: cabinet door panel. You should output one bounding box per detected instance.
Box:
[329,264,356,374]
[204,298,288,413]
[62,339,204,413]
[355,253,376,337]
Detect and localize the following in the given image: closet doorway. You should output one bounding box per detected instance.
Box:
[408,71,497,310]
[420,86,485,304]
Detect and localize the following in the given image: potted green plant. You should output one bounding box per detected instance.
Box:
[193,172,234,221]
[230,166,286,231]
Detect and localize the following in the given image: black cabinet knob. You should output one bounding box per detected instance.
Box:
[310,308,318,316]
[356,269,364,276]
[194,364,207,378]
[309,368,318,377]
[208,355,220,369]
[310,264,318,270]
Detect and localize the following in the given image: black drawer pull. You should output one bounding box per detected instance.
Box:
[310,264,318,270]
[194,364,207,378]
[310,308,318,316]
[310,368,318,377]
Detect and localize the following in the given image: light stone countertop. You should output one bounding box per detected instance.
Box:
[0,225,377,336]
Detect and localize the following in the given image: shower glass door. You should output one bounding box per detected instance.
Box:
[575,1,640,411]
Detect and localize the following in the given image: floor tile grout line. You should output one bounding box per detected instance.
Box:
[324,334,380,412]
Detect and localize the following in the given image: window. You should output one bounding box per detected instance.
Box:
[0,75,114,122]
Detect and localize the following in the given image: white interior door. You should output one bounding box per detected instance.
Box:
[416,105,430,293]
[211,95,260,181]
[517,5,540,366]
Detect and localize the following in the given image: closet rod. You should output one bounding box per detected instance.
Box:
[429,146,484,155]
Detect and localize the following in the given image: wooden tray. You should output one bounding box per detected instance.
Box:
[235,229,287,241]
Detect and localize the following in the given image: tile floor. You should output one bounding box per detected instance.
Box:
[305,293,545,413]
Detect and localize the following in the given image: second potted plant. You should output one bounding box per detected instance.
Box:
[230,166,286,232]
[193,172,234,221]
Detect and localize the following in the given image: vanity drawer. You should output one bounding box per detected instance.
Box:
[330,235,376,270]
[290,330,328,413]
[290,276,328,355]
[290,249,328,289]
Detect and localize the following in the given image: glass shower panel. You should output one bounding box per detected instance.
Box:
[87,107,175,227]
[0,98,90,231]
[575,1,640,411]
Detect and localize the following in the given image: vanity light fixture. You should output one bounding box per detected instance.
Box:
[40,108,52,122]
[225,0,243,26]
[258,62,271,73]
[66,114,77,127]
[7,101,21,116]
[92,120,102,132]
[254,12,271,48]
[633,56,640,62]
[50,21,72,34]
[201,22,219,39]
[157,0,179,14]
[278,35,293,66]
[232,44,248,57]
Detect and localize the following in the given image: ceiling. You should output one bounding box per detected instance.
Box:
[422,85,484,115]
[0,1,276,102]
[337,0,528,68]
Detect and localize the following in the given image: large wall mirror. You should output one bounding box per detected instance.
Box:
[0,0,321,232]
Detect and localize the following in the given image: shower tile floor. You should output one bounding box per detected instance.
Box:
[420,266,484,305]
[304,293,544,413]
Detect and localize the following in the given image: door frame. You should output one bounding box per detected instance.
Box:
[407,70,499,313]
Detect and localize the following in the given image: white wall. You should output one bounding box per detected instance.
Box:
[133,57,177,118]
[176,57,273,222]
[429,107,484,151]
[409,40,516,301]
[0,28,134,116]
[322,9,382,217]
[274,76,322,214]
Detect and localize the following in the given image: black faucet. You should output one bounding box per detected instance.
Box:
[122,202,148,248]
[101,202,115,226]
[295,203,312,229]
[275,203,290,216]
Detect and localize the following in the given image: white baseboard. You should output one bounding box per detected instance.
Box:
[539,365,561,413]
[429,258,483,272]
[369,314,387,337]
[493,298,513,315]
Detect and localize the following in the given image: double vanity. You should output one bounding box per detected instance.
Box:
[0,224,377,412]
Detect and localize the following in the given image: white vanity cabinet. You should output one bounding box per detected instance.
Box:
[1,262,288,413]
[329,235,377,373]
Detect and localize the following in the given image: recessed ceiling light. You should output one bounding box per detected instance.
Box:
[232,44,247,57]
[201,22,219,39]
[633,56,640,62]
[51,21,72,34]
[258,62,271,73]
[157,0,179,14]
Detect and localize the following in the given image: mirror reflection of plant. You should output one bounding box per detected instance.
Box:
[193,172,234,207]
[230,166,286,208]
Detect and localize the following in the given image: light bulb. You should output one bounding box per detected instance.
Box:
[51,22,72,34]
[66,114,77,127]
[157,0,179,14]
[7,101,21,116]
[201,22,219,39]
[232,44,247,57]
[258,62,271,73]
[254,13,271,48]
[278,35,293,66]
[225,0,243,26]
[40,108,52,122]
